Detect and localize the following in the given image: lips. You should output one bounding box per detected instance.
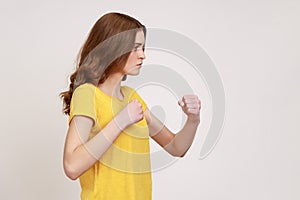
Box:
[137,63,142,66]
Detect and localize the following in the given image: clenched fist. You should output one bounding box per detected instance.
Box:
[178,95,201,123]
[114,99,144,130]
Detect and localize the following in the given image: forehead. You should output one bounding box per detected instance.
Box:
[135,31,145,44]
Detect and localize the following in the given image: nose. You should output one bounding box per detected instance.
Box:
[138,49,146,60]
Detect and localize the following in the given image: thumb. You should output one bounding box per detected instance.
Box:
[178,99,184,107]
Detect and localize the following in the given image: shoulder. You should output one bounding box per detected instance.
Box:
[121,85,134,91]
[71,83,97,101]
[122,85,141,97]
[122,85,147,109]
[75,83,95,91]
[73,83,97,94]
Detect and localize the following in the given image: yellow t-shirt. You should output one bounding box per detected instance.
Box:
[68,83,152,200]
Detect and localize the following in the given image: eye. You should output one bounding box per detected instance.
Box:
[133,45,145,52]
[133,46,138,51]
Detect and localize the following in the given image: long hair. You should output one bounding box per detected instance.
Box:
[59,12,146,115]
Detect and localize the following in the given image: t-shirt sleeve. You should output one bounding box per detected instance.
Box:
[68,84,97,126]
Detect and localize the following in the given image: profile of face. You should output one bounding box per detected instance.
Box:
[122,30,146,76]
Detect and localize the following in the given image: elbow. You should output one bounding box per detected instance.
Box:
[178,148,189,157]
[173,152,186,158]
[173,147,188,158]
[171,144,187,158]
[66,172,79,181]
[166,143,187,158]
[63,161,80,181]
[169,149,186,158]
[179,152,187,158]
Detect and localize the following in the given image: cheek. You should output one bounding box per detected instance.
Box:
[122,57,134,72]
[126,53,136,64]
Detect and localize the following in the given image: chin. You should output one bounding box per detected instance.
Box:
[127,69,141,76]
[127,72,140,76]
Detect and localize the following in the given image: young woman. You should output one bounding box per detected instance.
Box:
[60,12,201,200]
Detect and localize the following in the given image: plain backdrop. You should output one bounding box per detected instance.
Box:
[0,0,299,199]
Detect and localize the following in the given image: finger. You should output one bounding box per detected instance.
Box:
[187,108,200,114]
[178,100,184,107]
[182,96,199,102]
[183,96,200,104]
[183,95,199,100]
[186,103,200,109]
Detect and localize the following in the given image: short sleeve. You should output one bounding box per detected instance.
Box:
[68,84,97,126]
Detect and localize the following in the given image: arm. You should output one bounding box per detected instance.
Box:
[63,99,143,180]
[144,95,201,157]
[63,115,121,180]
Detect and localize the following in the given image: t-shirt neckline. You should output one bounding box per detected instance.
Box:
[85,83,128,103]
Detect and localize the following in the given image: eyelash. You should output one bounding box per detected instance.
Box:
[133,46,145,51]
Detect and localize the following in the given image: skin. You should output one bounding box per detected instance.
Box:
[63,30,201,180]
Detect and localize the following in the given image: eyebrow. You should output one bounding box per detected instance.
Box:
[134,42,144,46]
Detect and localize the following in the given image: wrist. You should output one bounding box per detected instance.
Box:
[113,114,129,131]
[187,116,200,125]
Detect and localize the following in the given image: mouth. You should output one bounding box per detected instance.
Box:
[137,63,142,66]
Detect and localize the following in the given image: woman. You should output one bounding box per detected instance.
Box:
[60,12,201,200]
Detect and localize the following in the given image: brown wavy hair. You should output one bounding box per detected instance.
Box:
[59,12,146,115]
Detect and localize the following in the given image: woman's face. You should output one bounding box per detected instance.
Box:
[122,30,146,76]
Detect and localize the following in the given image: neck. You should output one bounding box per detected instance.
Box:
[98,72,125,99]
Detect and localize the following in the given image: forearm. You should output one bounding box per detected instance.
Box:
[172,118,200,157]
[66,118,124,180]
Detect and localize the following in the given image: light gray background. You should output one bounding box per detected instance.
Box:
[0,0,299,199]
